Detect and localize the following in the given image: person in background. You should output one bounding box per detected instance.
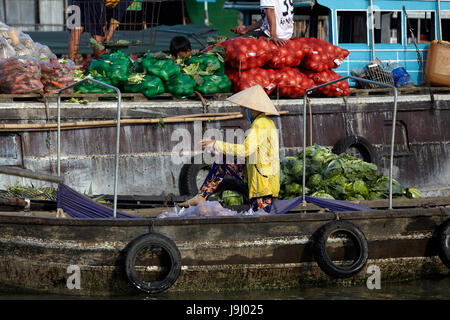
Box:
[69,0,133,62]
[179,85,281,213]
[231,0,294,46]
[169,36,192,59]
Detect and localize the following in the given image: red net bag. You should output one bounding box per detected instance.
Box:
[223,37,277,71]
[277,68,315,98]
[300,38,349,72]
[304,69,351,97]
[0,56,43,94]
[226,67,279,94]
[265,37,308,69]
[40,58,75,94]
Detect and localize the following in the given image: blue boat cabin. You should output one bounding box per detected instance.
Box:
[224,0,450,86]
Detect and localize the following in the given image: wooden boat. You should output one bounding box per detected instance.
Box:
[0,195,449,296]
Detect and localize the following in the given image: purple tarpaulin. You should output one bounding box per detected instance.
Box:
[57,184,138,219]
[271,196,371,214]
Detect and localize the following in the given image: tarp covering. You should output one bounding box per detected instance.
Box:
[57,184,138,219]
[26,24,218,55]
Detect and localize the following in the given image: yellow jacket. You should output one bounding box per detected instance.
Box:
[214,113,280,199]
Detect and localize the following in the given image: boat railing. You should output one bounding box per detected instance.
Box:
[301,76,398,210]
[57,78,122,218]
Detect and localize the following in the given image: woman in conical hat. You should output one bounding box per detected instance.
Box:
[179,85,280,213]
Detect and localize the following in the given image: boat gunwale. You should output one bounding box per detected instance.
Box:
[0,206,448,227]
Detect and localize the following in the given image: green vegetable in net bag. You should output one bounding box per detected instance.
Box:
[186,53,223,74]
[74,75,115,94]
[141,55,180,82]
[124,74,165,98]
[196,73,231,95]
[166,73,196,98]
[88,50,132,87]
[220,190,244,206]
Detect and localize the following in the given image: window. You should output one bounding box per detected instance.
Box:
[441,12,450,41]
[374,11,402,44]
[406,11,435,44]
[337,11,367,44]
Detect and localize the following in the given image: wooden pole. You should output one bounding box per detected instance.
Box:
[0,166,64,184]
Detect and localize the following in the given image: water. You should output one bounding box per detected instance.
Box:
[1,277,449,300]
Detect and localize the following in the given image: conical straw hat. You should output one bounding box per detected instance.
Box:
[227,85,280,116]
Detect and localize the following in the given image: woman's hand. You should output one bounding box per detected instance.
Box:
[200,139,215,150]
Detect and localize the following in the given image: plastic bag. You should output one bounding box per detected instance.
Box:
[277,68,315,98]
[141,55,180,82]
[0,36,16,60]
[386,62,413,87]
[0,56,43,94]
[166,73,196,98]
[226,67,279,94]
[124,74,165,98]
[195,73,231,95]
[40,58,75,94]
[156,201,268,219]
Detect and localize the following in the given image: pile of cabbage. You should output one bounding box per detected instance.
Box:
[279,145,422,201]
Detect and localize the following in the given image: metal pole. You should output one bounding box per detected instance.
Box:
[302,76,397,209]
[57,78,121,218]
[438,0,442,42]
[370,0,376,61]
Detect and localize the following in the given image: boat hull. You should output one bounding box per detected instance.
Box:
[0,205,449,296]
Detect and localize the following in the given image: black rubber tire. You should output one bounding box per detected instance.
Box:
[179,162,249,203]
[332,135,377,164]
[438,219,450,269]
[313,220,369,279]
[124,232,182,294]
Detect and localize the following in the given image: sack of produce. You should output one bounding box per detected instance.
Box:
[124,73,165,98]
[186,53,224,74]
[88,50,132,87]
[265,38,307,69]
[0,36,16,60]
[300,38,349,72]
[0,56,43,94]
[141,54,180,82]
[40,58,75,94]
[223,37,277,70]
[226,67,279,94]
[195,73,232,95]
[74,74,116,94]
[277,68,315,98]
[166,73,196,98]
[303,69,351,97]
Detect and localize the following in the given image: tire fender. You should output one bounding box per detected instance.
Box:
[332,135,377,164]
[124,232,182,294]
[313,220,369,279]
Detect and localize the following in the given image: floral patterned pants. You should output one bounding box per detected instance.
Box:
[199,162,273,213]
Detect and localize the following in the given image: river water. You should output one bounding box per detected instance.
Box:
[1,277,449,300]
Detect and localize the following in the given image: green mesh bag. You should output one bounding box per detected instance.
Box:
[196,73,231,95]
[141,55,180,82]
[166,73,196,98]
[124,74,165,98]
